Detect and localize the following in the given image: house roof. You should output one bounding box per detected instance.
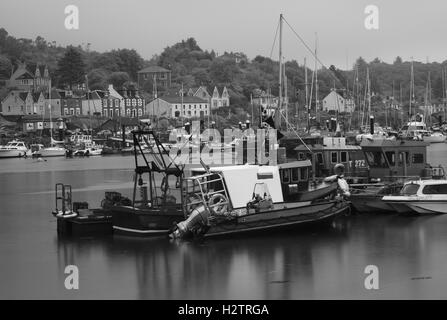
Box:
[138,66,170,74]
[43,89,62,100]
[18,92,29,101]
[84,91,105,100]
[32,92,42,102]
[10,63,48,81]
[159,96,208,104]
[27,63,47,76]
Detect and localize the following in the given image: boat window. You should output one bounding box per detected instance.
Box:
[291,168,299,182]
[281,169,290,183]
[299,167,308,181]
[422,184,447,194]
[340,151,347,163]
[316,153,323,164]
[398,152,411,166]
[364,151,388,168]
[385,152,396,166]
[412,153,424,164]
[400,184,419,195]
[331,152,338,163]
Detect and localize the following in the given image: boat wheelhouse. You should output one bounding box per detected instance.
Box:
[360,139,430,181]
[291,137,368,182]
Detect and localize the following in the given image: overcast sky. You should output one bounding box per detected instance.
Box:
[1,0,446,69]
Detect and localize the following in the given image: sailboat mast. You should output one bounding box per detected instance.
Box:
[278,14,283,128]
[49,79,52,142]
[305,57,309,132]
[367,67,371,121]
[314,33,319,123]
[410,58,414,119]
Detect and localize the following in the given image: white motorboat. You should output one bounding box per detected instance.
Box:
[382,179,447,214]
[398,114,446,143]
[424,131,446,143]
[73,142,103,156]
[0,140,29,158]
[31,143,66,157]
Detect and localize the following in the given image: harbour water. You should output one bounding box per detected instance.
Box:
[1,144,447,299]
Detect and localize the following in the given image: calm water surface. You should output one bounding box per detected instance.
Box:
[1,145,447,299]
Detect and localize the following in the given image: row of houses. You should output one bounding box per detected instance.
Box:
[1,85,145,118]
[2,62,233,120]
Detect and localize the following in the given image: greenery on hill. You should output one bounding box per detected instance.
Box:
[2,26,447,124]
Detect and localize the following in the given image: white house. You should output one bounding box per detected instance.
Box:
[146,96,210,119]
[322,89,354,113]
[210,86,230,110]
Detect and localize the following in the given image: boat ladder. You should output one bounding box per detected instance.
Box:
[54,183,73,215]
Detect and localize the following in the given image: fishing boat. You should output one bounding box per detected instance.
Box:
[0,140,29,158]
[349,138,444,213]
[109,129,185,236]
[382,179,447,214]
[169,161,350,239]
[52,129,186,237]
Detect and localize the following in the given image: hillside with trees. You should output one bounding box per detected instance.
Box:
[2,26,447,124]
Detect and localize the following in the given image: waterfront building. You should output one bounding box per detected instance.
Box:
[322,89,355,113]
[137,66,171,92]
[145,96,209,119]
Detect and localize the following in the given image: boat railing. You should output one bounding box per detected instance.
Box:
[182,172,231,216]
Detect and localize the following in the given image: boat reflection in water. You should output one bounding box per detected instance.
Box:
[54,211,447,299]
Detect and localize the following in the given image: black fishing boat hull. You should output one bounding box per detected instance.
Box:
[203,200,349,238]
[111,206,184,236]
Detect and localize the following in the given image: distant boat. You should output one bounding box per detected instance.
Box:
[31,143,66,158]
[0,140,29,158]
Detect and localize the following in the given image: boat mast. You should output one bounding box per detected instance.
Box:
[277,13,283,129]
[410,58,415,119]
[305,57,310,133]
[314,32,319,124]
[49,79,53,143]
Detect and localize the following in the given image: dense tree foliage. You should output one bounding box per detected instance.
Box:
[2,27,447,118]
[56,46,86,89]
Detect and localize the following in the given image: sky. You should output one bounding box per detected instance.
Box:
[1,0,447,69]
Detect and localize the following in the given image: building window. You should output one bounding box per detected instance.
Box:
[291,168,299,182]
[126,109,131,116]
[412,153,424,164]
[341,151,348,163]
[76,108,80,115]
[64,109,69,115]
[331,152,338,163]
[138,109,142,116]
[299,167,308,181]
[70,108,74,115]
[281,169,290,183]
[103,109,108,117]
